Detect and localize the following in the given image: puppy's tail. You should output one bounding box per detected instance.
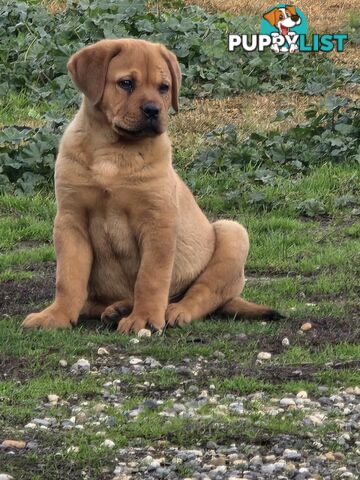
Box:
[220,297,284,320]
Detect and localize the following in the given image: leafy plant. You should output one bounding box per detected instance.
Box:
[0,0,358,107]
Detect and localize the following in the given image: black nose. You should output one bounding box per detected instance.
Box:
[291,14,300,22]
[141,102,160,119]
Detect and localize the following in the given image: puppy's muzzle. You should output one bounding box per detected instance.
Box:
[141,102,160,120]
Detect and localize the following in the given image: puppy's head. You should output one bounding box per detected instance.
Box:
[67,39,181,139]
[263,5,301,33]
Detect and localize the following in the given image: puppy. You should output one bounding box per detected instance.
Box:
[22,39,282,333]
[263,5,301,53]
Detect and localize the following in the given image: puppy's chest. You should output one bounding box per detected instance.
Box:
[88,206,137,260]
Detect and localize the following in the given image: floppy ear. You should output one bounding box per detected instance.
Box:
[285,5,297,16]
[67,40,122,105]
[263,8,279,26]
[160,46,182,113]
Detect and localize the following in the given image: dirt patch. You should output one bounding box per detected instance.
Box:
[0,355,32,381]
[254,316,360,354]
[0,262,55,316]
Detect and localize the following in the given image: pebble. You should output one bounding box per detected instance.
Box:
[304,414,324,426]
[1,440,26,449]
[70,358,90,375]
[47,394,60,405]
[296,390,308,399]
[24,422,37,429]
[279,397,296,408]
[234,333,248,342]
[229,402,244,414]
[283,449,301,460]
[282,337,290,347]
[59,359,68,367]
[257,351,272,360]
[129,357,143,365]
[300,322,313,331]
[66,446,79,453]
[137,328,152,337]
[102,439,115,449]
[0,475,14,480]
[97,347,110,356]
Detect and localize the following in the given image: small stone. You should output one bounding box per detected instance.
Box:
[97,347,109,356]
[67,446,80,454]
[2,440,26,449]
[24,422,37,429]
[262,464,276,475]
[345,386,360,396]
[102,439,115,449]
[229,402,244,414]
[282,337,290,347]
[0,475,14,480]
[300,322,312,331]
[234,333,247,342]
[325,452,336,461]
[211,456,226,466]
[47,394,60,405]
[296,391,308,399]
[249,455,263,466]
[142,455,154,466]
[70,358,90,375]
[94,403,106,414]
[213,350,225,359]
[33,418,51,427]
[304,414,324,426]
[257,351,272,360]
[59,359,68,367]
[129,357,143,365]
[283,449,301,460]
[137,329,152,338]
[279,397,296,408]
[206,441,218,449]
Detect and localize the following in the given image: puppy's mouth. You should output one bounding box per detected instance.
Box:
[114,122,162,138]
[280,25,289,35]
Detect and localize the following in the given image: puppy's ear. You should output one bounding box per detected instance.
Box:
[263,8,279,26]
[285,5,297,16]
[160,46,182,113]
[67,40,121,105]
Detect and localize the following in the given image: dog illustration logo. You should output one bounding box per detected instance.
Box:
[261,4,308,53]
[228,4,347,54]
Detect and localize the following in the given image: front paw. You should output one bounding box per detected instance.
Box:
[117,311,165,334]
[22,305,73,330]
[166,303,192,327]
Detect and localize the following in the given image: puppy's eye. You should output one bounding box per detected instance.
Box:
[279,14,284,19]
[159,83,169,94]
[118,79,134,92]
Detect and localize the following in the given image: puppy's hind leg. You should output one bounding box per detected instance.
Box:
[166,220,249,327]
[219,297,284,321]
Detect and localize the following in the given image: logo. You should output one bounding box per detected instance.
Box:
[229,4,347,54]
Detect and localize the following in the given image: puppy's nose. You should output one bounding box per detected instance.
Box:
[291,14,300,22]
[141,102,160,119]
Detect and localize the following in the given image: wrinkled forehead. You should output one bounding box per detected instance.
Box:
[107,43,171,83]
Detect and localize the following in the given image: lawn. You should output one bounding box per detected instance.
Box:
[0,1,359,479]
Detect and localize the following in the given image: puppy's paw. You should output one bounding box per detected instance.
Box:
[101,300,133,328]
[22,306,73,330]
[117,311,165,334]
[166,303,192,327]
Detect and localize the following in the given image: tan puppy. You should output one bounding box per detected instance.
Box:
[22,39,282,333]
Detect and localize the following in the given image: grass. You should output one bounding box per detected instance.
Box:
[1,1,359,479]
